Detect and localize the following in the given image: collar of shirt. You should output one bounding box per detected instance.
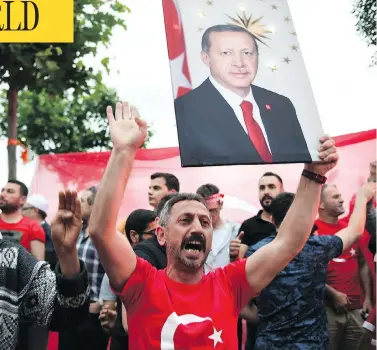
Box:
[208,76,271,151]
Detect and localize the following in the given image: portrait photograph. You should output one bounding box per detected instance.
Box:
[162,0,324,167]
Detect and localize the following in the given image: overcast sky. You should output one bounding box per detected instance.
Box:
[84,0,377,148]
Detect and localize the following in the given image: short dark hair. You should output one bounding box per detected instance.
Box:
[270,192,295,228]
[125,209,157,243]
[260,172,283,186]
[159,193,208,227]
[85,185,98,205]
[156,193,178,217]
[201,24,259,53]
[151,173,180,192]
[8,180,28,197]
[38,209,47,220]
[196,183,219,199]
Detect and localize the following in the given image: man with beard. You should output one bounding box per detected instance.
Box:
[316,184,374,350]
[88,101,338,349]
[0,180,45,260]
[238,172,283,259]
[236,172,283,349]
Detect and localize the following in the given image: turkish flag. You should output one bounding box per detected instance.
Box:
[162,0,192,98]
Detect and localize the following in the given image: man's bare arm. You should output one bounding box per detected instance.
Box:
[336,183,375,251]
[359,253,373,304]
[245,136,338,293]
[245,176,322,293]
[89,102,148,291]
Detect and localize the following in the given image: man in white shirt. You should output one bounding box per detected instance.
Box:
[174,24,310,167]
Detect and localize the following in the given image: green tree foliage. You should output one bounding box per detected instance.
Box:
[353,0,377,65]
[0,0,130,178]
[0,81,153,155]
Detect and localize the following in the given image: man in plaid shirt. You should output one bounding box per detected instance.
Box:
[58,186,108,350]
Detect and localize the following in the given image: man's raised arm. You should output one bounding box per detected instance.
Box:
[245,135,338,293]
[88,102,148,291]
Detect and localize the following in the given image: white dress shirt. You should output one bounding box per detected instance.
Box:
[209,76,271,152]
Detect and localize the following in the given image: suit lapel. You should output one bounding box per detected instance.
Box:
[203,80,263,159]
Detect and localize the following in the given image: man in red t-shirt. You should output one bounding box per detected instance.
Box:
[88,101,338,349]
[0,180,45,260]
[316,183,373,349]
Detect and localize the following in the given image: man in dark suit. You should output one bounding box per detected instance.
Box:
[174,24,311,167]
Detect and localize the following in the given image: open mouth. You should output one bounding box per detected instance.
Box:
[183,240,203,253]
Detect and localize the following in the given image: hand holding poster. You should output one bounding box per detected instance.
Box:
[162,0,324,167]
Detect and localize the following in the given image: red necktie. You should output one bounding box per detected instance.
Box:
[240,100,272,162]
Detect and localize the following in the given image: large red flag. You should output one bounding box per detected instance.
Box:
[162,0,192,98]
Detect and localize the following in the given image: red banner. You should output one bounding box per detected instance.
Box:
[32,129,376,224]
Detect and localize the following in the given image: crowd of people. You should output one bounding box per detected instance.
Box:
[0,101,376,349]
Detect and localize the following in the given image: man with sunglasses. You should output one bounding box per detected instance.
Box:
[99,209,158,350]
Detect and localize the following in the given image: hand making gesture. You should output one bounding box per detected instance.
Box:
[51,190,82,277]
[106,101,148,151]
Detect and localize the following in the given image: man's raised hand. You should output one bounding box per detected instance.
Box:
[106,101,148,151]
[51,190,82,257]
[305,135,338,176]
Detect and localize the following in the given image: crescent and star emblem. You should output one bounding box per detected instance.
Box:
[160,312,223,349]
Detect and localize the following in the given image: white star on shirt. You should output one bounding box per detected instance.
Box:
[208,327,223,347]
[169,53,191,98]
[350,248,356,256]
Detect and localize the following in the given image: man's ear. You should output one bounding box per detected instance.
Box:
[201,51,210,68]
[130,230,139,244]
[319,201,325,210]
[156,226,166,246]
[20,196,27,206]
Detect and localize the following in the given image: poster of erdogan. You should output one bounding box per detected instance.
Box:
[162,0,324,167]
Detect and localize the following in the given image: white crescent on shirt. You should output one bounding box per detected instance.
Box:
[160,312,223,349]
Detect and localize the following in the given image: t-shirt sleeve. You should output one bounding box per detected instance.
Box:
[30,222,46,243]
[113,256,156,311]
[99,274,117,301]
[318,235,343,261]
[221,259,256,313]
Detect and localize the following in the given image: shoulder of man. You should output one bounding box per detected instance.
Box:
[251,84,292,104]
[174,78,211,104]
[133,237,166,268]
[246,235,274,257]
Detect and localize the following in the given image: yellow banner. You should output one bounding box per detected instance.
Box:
[0,0,73,43]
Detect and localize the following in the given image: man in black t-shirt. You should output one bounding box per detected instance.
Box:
[237,172,283,350]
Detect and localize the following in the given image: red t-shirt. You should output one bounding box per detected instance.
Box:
[118,257,255,349]
[0,216,45,252]
[315,219,364,309]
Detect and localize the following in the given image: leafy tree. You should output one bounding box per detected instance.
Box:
[0,81,153,155]
[0,0,129,179]
[353,0,377,65]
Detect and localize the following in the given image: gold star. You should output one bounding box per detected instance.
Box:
[226,11,272,47]
[290,44,299,51]
[269,64,277,71]
[290,31,297,36]
[271,4,278,10]
[206,0,213,5]
[284,16,291,22]
[197,27,204,32]
[282,57,291,63]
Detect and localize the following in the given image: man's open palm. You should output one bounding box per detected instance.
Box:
[106,101,148,150]
[51,190,82,255]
